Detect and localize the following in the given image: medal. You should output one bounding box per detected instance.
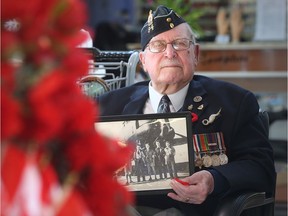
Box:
[193,132,228,167]
[211,154,221,166]
[202,154,212,167]
[194,154,203,169]
[216,132,228,165]
[219,153,228,165]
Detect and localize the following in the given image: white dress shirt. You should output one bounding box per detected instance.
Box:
[143,82,189,114]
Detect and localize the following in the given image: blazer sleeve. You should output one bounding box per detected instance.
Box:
[213,91,276,196]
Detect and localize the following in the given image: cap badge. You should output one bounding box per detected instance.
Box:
[148,10,154,33]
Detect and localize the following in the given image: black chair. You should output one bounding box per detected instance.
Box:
[213,111,276,216]
[268,109,287,163]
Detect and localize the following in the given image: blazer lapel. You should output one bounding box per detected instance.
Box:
[121,79,209,117]
[181,80,208,121]
[122,88,149,114]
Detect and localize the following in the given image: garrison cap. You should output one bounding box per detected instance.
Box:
[140,5,186,50]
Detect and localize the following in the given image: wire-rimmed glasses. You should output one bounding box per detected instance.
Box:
[146,38,194,53]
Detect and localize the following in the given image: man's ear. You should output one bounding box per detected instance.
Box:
[139,51,146,71]
[194,44,200,65]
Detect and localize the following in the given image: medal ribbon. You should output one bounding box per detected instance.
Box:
[200,134,209,153]
[193,132,226,154]
[216,132,226,152]
[207,133,218,153]
[193,135,200,153]
[193,134,209,154]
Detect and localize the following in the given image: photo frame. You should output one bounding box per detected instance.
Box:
[94,112,194,195]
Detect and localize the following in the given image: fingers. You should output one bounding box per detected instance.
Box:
[167,192,194,204]
[169,179,201,204]
[168,172,214,204]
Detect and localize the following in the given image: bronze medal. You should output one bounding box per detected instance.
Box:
[219,153,228,165]
[211,154,221,166]
[202,154,212,167]
[194,154,203,169]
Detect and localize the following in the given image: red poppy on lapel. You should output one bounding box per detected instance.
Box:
[191,112,198,123]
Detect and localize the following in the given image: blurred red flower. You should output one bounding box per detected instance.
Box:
[1,0,134,215]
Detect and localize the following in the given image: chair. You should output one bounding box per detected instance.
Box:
[78,49,139,98]
[213,111,276,216]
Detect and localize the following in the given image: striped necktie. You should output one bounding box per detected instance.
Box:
[157,95,171,113]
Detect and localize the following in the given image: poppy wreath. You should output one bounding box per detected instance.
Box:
[1,0,134,215]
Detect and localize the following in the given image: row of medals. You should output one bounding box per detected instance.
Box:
[195,151,228,169]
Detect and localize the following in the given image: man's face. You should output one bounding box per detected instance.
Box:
[139,23,199,94]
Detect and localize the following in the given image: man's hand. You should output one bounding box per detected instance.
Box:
[167,170,214,204]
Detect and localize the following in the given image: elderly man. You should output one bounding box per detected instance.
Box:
[96,5,275,216]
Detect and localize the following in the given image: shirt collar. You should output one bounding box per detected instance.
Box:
[148,81,189,112]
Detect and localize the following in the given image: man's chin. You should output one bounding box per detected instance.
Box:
[159,74,181,84]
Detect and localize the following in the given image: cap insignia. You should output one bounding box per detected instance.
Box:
[148,10,154,33]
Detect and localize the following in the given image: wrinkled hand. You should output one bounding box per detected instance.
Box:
[167,170,214,204]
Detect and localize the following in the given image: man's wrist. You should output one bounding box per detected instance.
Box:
[207,169,230,195]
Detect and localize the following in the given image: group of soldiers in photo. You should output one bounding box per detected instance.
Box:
[112,118,184,186]
[124,138,178,185]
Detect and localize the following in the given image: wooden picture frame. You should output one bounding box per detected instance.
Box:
[94,112,194,195]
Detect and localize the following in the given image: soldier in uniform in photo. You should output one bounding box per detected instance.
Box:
[164,141,178,179]
[124,160,133,185]
[154,140,167,180]
[144,143,157,181]
[96,5,275,216]
[134,143,146,183]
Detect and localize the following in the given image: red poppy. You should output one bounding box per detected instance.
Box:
[191,112,199,122]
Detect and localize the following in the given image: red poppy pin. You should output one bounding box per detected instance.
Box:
[191,112,198,122]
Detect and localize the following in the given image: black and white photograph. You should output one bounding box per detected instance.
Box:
[95,112,194,194]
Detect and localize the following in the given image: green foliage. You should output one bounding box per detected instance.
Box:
[152,0,206,37]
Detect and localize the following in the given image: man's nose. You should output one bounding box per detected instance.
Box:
[164,44,177,58]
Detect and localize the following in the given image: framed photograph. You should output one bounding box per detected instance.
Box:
[94,112,194,195]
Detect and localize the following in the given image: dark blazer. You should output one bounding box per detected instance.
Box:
[96,75,276,215]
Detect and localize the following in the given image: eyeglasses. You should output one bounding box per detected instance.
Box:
[146,38,194,53]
